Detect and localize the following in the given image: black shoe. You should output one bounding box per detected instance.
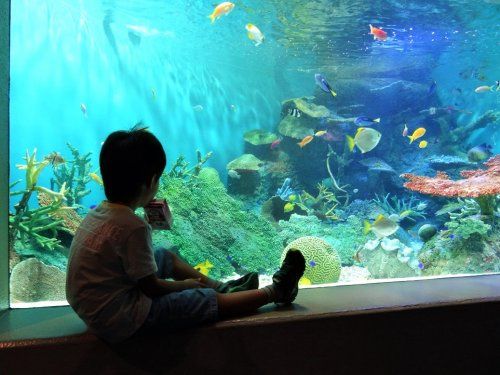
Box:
[216,272,260,293]
[272,249,305,304]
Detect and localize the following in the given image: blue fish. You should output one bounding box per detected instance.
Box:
[309,260,317,267]
[354,116,381,126]
[428,80,437,95]
[315,74,337,97]
[89,204,97,210]
[418,262,424,270]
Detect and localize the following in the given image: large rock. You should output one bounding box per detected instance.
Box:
[10,258,66,303]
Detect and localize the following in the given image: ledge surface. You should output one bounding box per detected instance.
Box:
[1,273,500,345]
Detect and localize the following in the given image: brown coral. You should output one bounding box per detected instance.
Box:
[37,192,83,235]
[401,155,500,198]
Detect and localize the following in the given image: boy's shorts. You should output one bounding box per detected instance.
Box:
[135,246,218,335]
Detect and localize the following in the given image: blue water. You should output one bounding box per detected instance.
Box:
[9,0,500,208]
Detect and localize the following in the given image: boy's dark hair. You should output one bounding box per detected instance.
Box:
[100,126,166,204]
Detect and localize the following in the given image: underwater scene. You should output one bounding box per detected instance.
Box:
[7,0,500,305]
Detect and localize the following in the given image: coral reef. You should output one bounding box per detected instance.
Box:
[168,150,213,183]
[156,167,282,279]
[10,258,66,303]
[226,153,264,194]
[50,143,92,208]
[278,214,369,265]
[372,193,427,222]
[10,149,72,252]
[281,236,341,284]
[401,155,500,217]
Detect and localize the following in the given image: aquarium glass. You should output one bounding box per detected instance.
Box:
[8,0,500,306]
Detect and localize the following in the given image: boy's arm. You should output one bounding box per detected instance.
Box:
[138,274,207,298]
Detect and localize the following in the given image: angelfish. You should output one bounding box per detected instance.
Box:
[245,23,264,46]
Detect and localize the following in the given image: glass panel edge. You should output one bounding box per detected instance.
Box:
[0,0,11,311]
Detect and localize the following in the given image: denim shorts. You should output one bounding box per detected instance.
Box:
[135,247,218,335]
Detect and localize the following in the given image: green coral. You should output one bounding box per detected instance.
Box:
[445,217,491,240]
[281,236,341,284]
[10,149,70,253]
[278,214,369,265]
[155,167,281,279]
[50,143,92,208]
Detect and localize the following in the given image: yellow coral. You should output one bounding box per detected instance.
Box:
[281,236,341,284]
[16,149,50,189]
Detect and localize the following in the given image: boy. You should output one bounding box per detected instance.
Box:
[66,127,305,343]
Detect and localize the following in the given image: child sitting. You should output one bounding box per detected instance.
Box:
[66,126,305,343]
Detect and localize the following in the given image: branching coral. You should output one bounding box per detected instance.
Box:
[295,182,340,220]
[50,143,92,208]
[372,193,427,222]
[10,149,72,252]
[401,155,500,216]
[167,150,213,183]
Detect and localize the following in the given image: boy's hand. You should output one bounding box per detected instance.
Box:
[178,278,207,290]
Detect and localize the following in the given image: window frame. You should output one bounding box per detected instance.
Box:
[0,0,11,312]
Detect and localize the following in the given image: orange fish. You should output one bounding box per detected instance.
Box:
[369,24,387,41]
[297,135,314,148]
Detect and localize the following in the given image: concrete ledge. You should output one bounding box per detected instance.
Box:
[1,275,500,374]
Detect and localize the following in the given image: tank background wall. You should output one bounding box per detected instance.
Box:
[0,0,10,310]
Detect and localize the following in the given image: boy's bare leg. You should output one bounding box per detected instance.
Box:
[216,289,270,317]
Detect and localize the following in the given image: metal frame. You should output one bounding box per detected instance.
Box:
[0,0,11,311]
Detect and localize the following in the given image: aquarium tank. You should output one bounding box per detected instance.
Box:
[7,0,500,306]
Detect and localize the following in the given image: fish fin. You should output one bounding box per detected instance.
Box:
[363,220,371,235]
[330,89,337,97]
[346,135,355,152]
[209,14,215,23]
[374,118,381,123]
[247,32,254,40]
[408,135,414,144]
[374,214,384,224]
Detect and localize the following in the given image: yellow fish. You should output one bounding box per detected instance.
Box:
[363,214,399,238]
[299,277,312,286]
[408,127,426,144]
[315,130,327,137]
[208,2,235,23]
[346,127,381,153]
[284,202,295,213]
[288,194,296,202]
[297,135,314,148]
[246,23,264,46]
[195,260,214,276]
[89,172,103,186]
[419,140,428,149]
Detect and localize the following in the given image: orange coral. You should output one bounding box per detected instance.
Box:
[401,155,500,198]
[37,192,83,235]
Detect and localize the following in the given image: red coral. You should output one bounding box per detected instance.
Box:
[401,155,500,198]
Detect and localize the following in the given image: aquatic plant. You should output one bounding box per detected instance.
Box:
[50,143,92,208]
[281,236,341,284]
[401,155,500,217]
[167,150,213,183]
[10,149,71,252]
[371,193,427,221]
[326,145,351,207]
